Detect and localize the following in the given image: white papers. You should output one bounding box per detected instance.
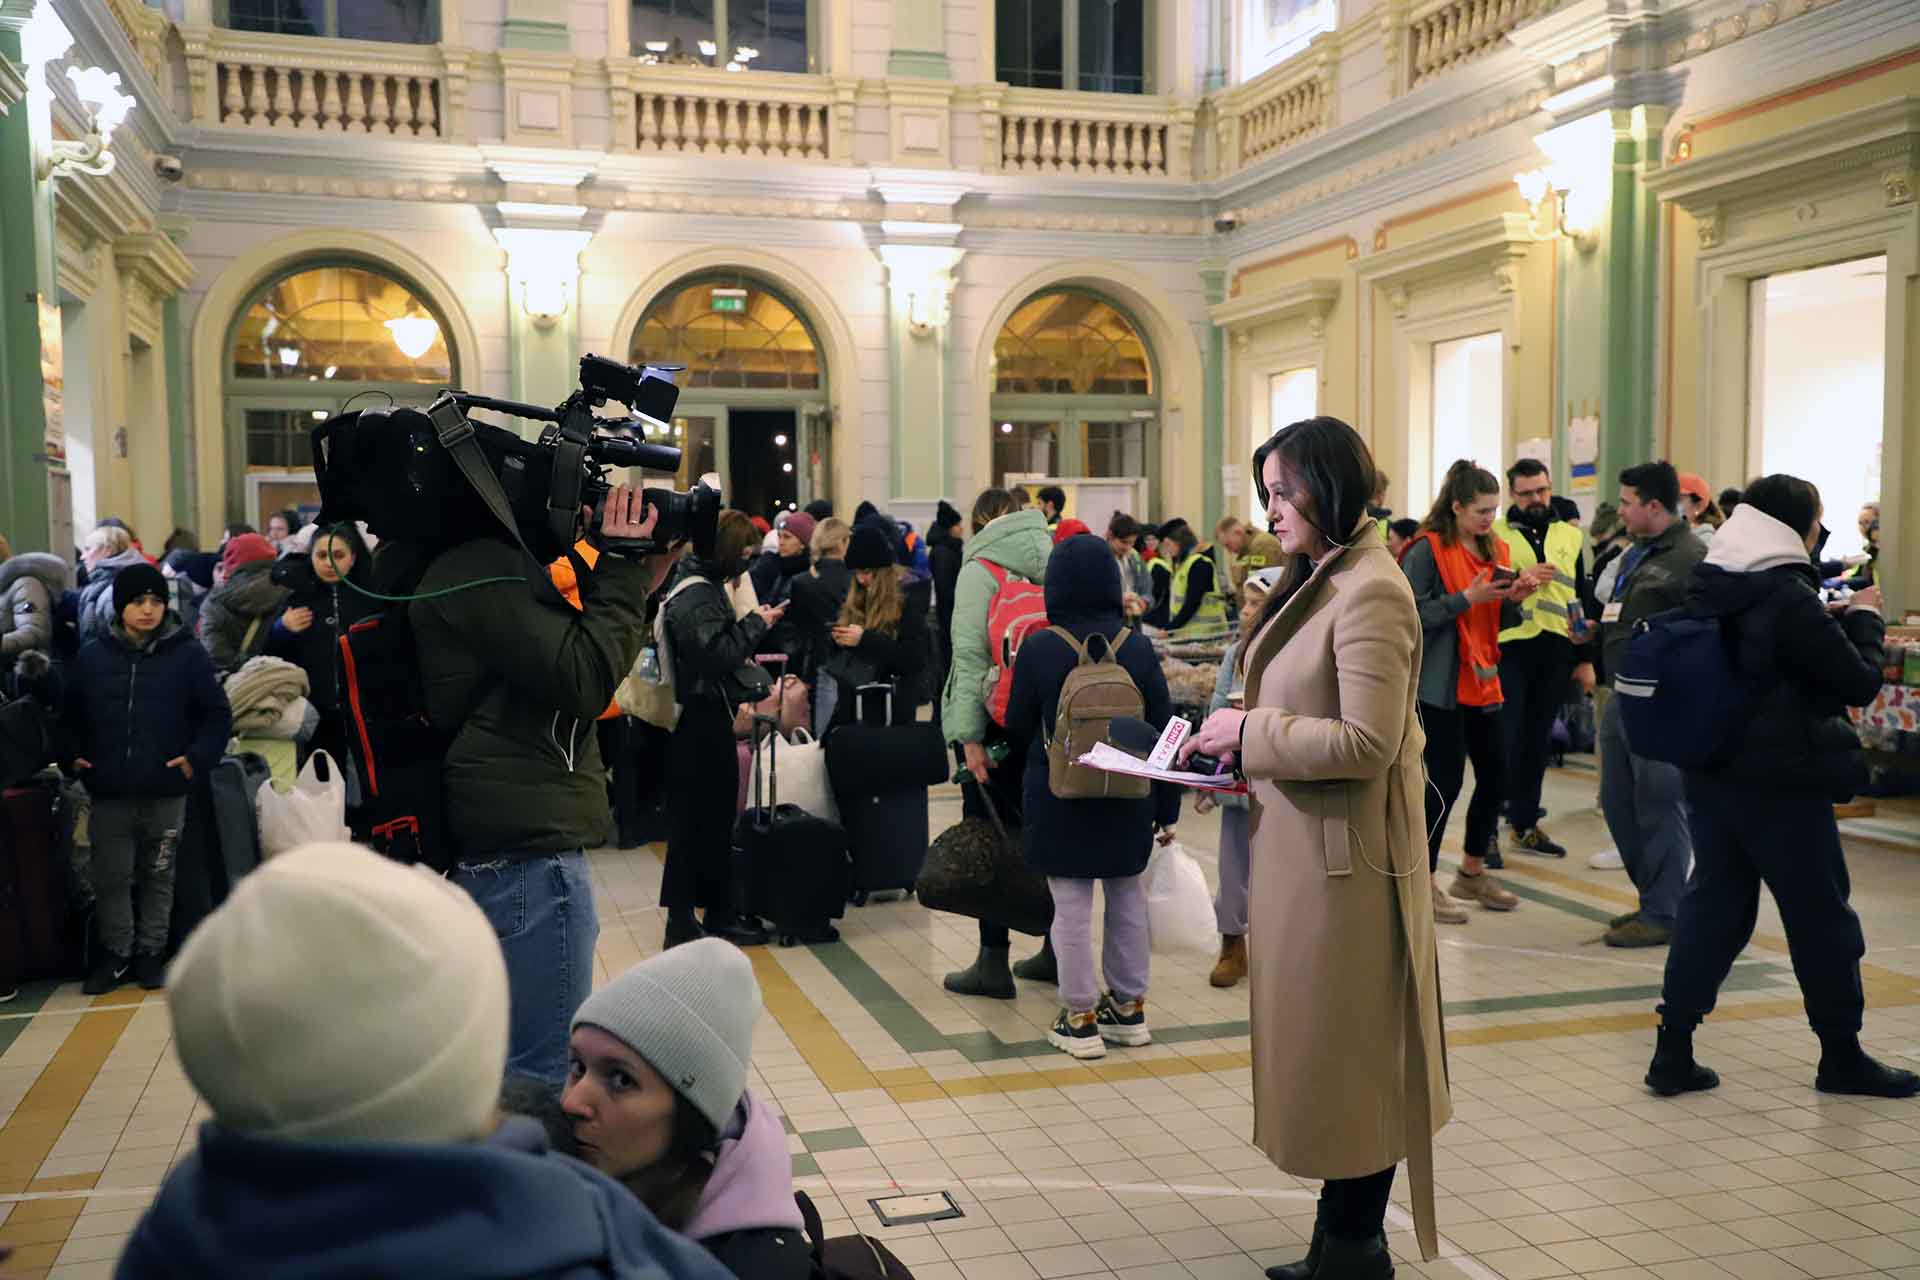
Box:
[1077,742,1247,792]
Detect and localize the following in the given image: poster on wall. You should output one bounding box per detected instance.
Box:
[1568,414,1600,495]
[38,296,64,464]
[1516,437,1552,468]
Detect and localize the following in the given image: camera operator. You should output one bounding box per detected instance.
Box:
[410,483,674,1088]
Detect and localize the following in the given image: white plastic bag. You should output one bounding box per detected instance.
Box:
[1144,842,1216,955]
[752,728,839,825]
[256,749,351,859]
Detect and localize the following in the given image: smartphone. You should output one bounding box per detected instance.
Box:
[1491,566,1517,587]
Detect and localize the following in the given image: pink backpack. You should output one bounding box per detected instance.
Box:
[980,559,1049,727]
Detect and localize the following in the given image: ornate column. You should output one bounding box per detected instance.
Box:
[869,200,964,503]
[1200,261,1227,530]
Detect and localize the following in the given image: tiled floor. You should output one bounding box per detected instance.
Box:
[5,763,1920,1279]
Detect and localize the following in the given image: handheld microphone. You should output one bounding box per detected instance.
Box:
[1105,716,1229,776]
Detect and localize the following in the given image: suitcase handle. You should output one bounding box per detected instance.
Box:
[751,713,778,830]
[854,681,894,728]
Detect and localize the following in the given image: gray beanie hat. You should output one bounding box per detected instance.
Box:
[572,937,761,1132]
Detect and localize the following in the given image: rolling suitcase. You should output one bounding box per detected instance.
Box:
[169,752,272,954]
[736,716,851,947]
[0,780,82,983]
[830,685,935,906]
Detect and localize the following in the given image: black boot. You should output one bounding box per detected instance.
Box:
[1645,1020,1719,1097]
[1012,936,1057,985]
[1264,1201,1328,1280]
[1816,1032,1920,1098]
[663,911,702,949]
[1311,1232,1393,1279]
[702,911,769,948]
[944,946,1015,999]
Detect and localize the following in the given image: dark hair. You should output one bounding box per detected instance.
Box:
[1619,461,1680,514]
[1507,457,1550,486]
[803,499,834,522]
[711,509,760,578]
[1739,474,1822,539]
[224,523,256,541]
[1038,485,1066,512]
[971,487,1018,534]
[1108,512,1141,541]
[163,527,200,555]
[1718,487,1743,516]
[1244,417,1378,649]
[1158,519,1197,556]
[1419,460,1502,555]
[622,1091,722,1233]
[1009,486,1031,508]
[1388,518,1420,541]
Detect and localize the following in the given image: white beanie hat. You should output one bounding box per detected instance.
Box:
[166,843,509,1146]
[572,938,760,1132]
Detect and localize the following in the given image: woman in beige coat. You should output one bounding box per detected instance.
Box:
[1183,417,1450,1279]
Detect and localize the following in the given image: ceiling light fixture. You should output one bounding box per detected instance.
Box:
[385,313,440,360]
[277,346,300,367]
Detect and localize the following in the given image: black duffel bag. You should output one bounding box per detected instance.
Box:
[916,775,1052,937]
[823,683,949,795]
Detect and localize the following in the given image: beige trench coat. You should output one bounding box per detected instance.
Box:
[1238,520,1451,1260]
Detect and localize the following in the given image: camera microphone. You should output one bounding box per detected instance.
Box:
[1105,716,1230,777]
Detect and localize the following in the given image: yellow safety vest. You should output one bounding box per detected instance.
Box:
[1170,546,1231,640]
[1496,519,1582,644]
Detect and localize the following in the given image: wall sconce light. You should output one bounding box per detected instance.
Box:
[40,65,136,180]
[877,241,963,340]
[1515,112,1612,253]
[494,227,594,329]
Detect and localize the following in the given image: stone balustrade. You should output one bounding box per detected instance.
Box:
[1213,38,1335,174]
[1408,0,1555,89]
[105,0,168,89]
[988,89,1194,180]
[611,64,853,161]
[185,31,461,139]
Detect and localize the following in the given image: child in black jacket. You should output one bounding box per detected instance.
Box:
[64,564,232,993]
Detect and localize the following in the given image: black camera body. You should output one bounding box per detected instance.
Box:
[310,355,717,563]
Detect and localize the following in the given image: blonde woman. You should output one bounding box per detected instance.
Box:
[821,524,930,727]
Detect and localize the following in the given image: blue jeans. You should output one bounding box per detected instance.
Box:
[451,852,599,1088]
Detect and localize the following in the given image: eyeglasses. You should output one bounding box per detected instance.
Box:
[1512,485,1552,501]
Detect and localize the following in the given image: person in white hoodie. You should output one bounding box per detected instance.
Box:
[1645,475,1917,1102]
[562,938,810,1280]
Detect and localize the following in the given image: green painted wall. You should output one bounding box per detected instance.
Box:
[164,294,192,526]
[0,33,50,552]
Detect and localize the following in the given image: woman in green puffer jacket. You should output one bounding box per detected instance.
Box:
[936,490,1057,1000]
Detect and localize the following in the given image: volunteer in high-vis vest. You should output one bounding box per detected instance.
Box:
[1496,458,1595,861]
[1147,519,1230,640]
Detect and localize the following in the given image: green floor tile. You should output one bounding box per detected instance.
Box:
[0,981,61,1059]
[808,941,951,1053]
[791,1154,820,1177]
[801,1126,868,1153]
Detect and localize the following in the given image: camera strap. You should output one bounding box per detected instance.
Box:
[427,394,566,608]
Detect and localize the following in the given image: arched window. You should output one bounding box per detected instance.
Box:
[991,289,1160,513]
[225,261,455,522]
[628,272,831,517]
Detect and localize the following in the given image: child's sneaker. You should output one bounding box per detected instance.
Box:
[83,953,128,996]
[1048,1008,1106,1060]
[1096,992,1151,1046]
[134,952,167,991]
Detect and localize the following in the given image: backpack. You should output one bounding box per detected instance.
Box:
[617,576,706,731]
[1045,626,1151,800]
[1614,605,1751,769]
[796,1191,915,1280]
[980,559,1048,728]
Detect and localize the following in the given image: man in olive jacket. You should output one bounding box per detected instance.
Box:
[1596,461,1707,949]
[411,485,670,1087]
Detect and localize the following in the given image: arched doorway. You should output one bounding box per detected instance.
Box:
[628,271,830,520]
[224,261,455,524]
[991,289,1161,518]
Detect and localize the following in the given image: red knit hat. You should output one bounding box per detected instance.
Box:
[1052,518,1092,544]
[221,534,276,575]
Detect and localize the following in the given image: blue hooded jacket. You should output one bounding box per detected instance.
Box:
[115,1117,740,1280]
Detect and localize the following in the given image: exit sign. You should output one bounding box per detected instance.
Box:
[711,288,747,314]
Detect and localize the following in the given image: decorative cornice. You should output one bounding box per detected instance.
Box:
[114,229,196,297]
[1659,0,1849,70]
[1645,95,1920,207]
[1353,212,1543,315]
[0,54,25,115]
[1209,277,1342,335]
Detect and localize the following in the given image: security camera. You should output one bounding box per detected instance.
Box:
[1214,212,1240,233]
[154,155,184,183]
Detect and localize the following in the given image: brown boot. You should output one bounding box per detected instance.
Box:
[1210,935,1248,988]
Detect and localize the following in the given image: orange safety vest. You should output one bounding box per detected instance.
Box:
[549,542,623,721]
